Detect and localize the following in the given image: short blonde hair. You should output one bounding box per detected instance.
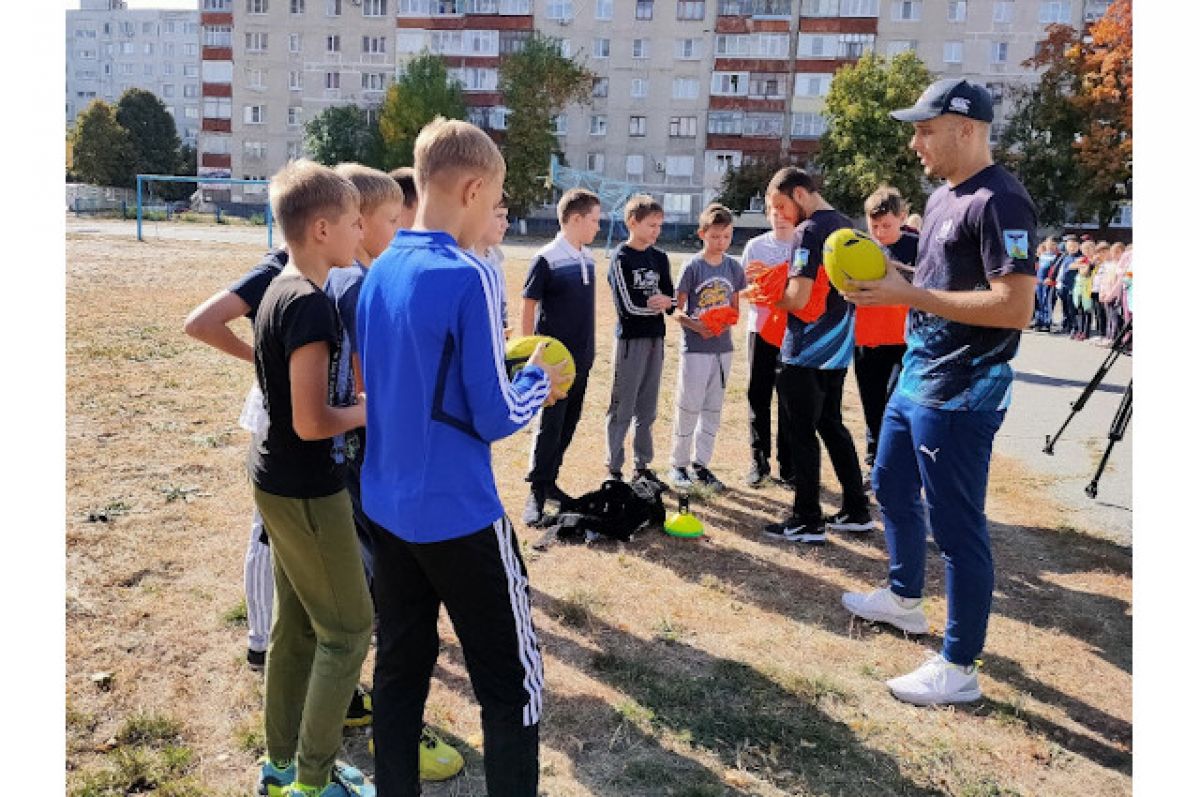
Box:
[864,185,909,219]
[624,194,663,223]
[413,117,505,192]
[269,159,360,245]
[334,163,403,215]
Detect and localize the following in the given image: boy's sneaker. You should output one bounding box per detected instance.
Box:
[745,459,769,488]
[282,766,374,797]
[634,468,667,491]
[668,466,693,491]
[824,509,875,533]
[343,685,372,728]
[521,485,546,526]
[886,653,982,706]
[258,760,365,797]
[247,648,266,672]
[841,587,929,634]
[762,517,826,545]
[691,464,725,492]
[419,726,465,781]
[608,469,623,482]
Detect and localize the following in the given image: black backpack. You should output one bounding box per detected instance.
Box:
[549,476,667,543]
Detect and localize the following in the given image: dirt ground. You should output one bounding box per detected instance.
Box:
[65,228,1132,796]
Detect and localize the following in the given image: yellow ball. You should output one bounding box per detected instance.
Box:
[504,335,576,391]
[823,228,887,294]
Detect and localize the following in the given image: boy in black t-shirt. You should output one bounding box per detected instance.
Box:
[250,160,376,797]
[604,194,674,483]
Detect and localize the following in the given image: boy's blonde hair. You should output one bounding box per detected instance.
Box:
[698,203,734,231]
[557,188,601,226]
[269,159,360,245]
[413,117,505,192]
[864,185,909,219]
[334,163,404,215]
[624,193,663,223]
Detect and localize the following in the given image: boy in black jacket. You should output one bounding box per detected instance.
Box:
[604,195,674,483]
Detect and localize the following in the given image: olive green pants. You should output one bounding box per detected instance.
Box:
[253,487,373,788]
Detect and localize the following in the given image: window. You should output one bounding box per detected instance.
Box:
[672,77,699,99]
[886,40,915,58]
[944,40,963,63]
[363,0,388,14]
[245,105,267,124]
[706,150,740,174]
[797,34,836,58]
[707,111,743,135]
[184,64,200,78]
[397,31,424,53]
[184,42,199,56]
[626,154,644,178]
[247,67,266,88]
[841,0,879,15]
[288,106,303,126]
[800,0,838,14]
[676,38,702,59]
[245,32,268,52]
[244,140,267,159]
[1039,1,1070,24]
[548,0,573,20]
[327,35,340,52]
[144,43,155,56]
[558,38,573,57]
[587,152,605,172]
[666,155,694,178]
[289,33,302,52]
[636,0,654,19]
[594,38,610,57]
[248,0,268,13]
[629,115,647,136]
[185,22,201,34]
[838,33,874,58]
[121,42,134,55]
[596,0,613,18]
[205,25,233,47]
[590,114,607,135]
[325,71,341,89]
[553,114,567,135]
[119,63,134,76]
[991,40,1009,63]
[448,67,499,91]
[663,193,691,216]
[289,70,303,90]
[677,0,704,20]
[288,140,304,160]
[184,84,200,98]
[74,27,96,38]
[669,116,697,137]
[986,81,1004,105]
[185,106,200,119]
[204,100,233,125]
[791,111,826,138]
[162,84,175,98]
[711,72,748,96]
[144,64,154,77]
[948,0,966,22]
[291,0,305,11]
[631,78,647,98]
[632,39,649,58]
[78,49,97,60]
[993,0,1013,22]
[593,77,609,97]
[749,72,786,98]
[891,0,921,21]
[326,0,342,14]
[363,36,386,53]
[362,72,389,91]
[743,112,783,136]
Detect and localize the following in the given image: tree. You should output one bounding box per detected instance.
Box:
[715,156,794,214]
[69,100,136,187]
[378,53,467,169]
[499,33,594,218]
[158,144,197,203]
[304,104,380,167]
[815,51,933,214]
[115,88,183,185]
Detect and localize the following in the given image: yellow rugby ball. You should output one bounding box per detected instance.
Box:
[504,335,576,391]
[823,228,887,294]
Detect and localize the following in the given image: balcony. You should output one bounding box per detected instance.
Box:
[718,0,791,17]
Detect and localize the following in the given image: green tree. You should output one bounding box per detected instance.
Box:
[378,53,467,169]
[715,156,793,214]
[69,100,136,187]
[499,33,594,218]
[115,88,183,184]
[304,104,380,167]
[815,50,932,214]
[158,144,197,203]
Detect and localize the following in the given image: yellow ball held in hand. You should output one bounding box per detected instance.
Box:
[823,228,887,294]
[505,335,576,392]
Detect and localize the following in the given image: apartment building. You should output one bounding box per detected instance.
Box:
[66,0,201,148]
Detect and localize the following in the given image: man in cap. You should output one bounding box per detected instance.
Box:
[839,78,1037,706]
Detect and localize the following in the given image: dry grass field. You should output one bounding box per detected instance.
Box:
[66,228,1132,796]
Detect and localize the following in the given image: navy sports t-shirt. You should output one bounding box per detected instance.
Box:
[780,208,856,369]
[230,248,289,321]
[325,263,367,467]
[896,164,1038,411]
[522,234,597,370]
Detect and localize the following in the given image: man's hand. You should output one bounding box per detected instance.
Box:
[844,260,919,307]
[527,341,569,407]
[647,293,675,313]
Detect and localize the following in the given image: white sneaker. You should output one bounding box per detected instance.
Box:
[841,588,930,634]
[886,653,982,706]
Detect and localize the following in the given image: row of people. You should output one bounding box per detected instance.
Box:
[1033,233,1134,344]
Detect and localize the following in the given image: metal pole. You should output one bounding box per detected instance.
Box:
[136,176,143,242]
[266,198,273,249]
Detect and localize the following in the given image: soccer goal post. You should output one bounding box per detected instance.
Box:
[135,174,274,248]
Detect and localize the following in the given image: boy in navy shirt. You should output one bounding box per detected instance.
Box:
[356,118,565,796]
[841,78,1037,707]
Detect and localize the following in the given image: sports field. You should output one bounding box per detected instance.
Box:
[66,222,1132,796]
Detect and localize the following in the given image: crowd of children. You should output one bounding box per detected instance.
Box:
[1033,233,1133,346]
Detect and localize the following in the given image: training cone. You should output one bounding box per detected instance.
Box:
[505,335,576,391]
[823,228,887,294]
[663,496,704,538]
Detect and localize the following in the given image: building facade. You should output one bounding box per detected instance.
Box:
[66,0,201,148]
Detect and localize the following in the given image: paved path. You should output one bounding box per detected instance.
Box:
[1002,329,1132,546]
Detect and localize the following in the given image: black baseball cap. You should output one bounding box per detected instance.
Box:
[891,78,994,123]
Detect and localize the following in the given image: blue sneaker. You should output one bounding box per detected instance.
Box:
[258,759,366,797]
[283,767,375,797]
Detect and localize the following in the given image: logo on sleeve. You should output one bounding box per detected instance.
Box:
[1003,230,1029,260]
[792,248,810,270]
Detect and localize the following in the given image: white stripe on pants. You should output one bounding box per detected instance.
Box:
[670,351,733,468]
[244,508,274,653]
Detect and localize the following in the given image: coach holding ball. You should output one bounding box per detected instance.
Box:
[839,79,1037,707]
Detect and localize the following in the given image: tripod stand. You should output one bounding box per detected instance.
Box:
[1043,319,1132,499]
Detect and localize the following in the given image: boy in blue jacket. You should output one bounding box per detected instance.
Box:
[355,118,565,797]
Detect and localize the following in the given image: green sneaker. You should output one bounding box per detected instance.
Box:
[258,759,366,797]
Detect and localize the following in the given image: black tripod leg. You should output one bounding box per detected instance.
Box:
[1085,381,1132,499]
[1044,341,1125,455]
